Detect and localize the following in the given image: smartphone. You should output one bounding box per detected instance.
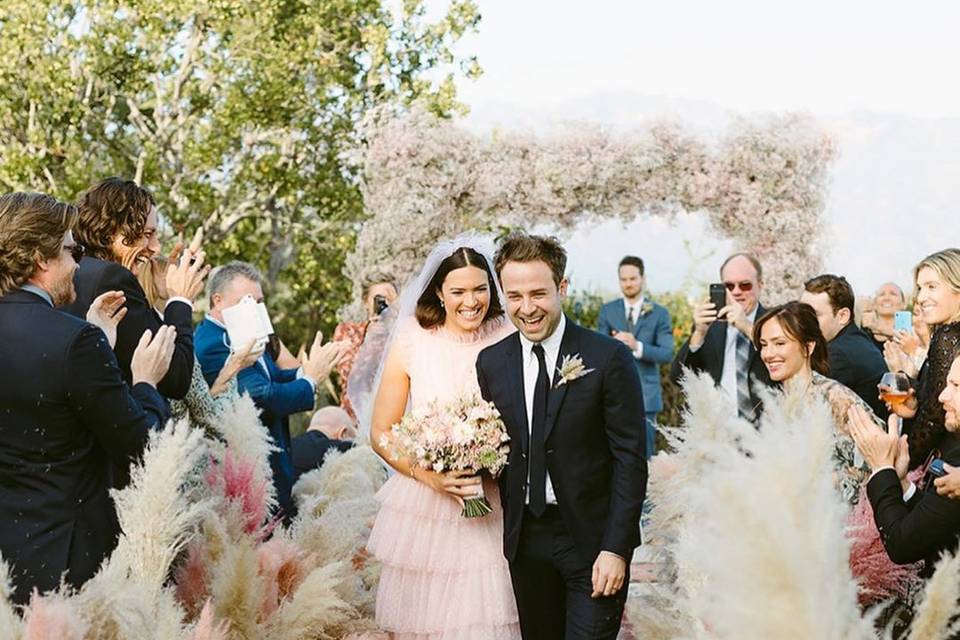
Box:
[709,283,727,320]
[894,311,912,334]
[930,458,947,478]
[373,294,389,315]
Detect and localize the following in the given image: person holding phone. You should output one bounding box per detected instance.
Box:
[882,249,960,468]
[862,282,907,353]
[333,273,399,419]
[670,253,773,422]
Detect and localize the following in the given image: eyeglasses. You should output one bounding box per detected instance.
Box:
[724,280,754,292]
[63,243,85,264]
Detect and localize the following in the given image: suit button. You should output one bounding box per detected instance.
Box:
[546,449,554,455]
[521,453,527,459]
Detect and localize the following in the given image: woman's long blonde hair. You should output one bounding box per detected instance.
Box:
[915,248,960,323]
[138,255,169,310]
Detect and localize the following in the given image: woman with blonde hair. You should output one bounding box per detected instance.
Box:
[139,255,262,433]
[884,248,960,467]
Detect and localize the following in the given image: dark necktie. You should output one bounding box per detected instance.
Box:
[529,344,549,516]
[627,307,636,333]
[735,332,755,421]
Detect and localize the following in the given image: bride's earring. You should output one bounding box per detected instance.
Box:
[439,298,445,308]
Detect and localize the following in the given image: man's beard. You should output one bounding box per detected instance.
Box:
[946,413,959,432]
[50,276,76,307]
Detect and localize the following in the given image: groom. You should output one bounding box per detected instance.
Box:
[476,232,648,639]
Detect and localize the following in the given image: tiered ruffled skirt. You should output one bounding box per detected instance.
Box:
[367,474,521,639]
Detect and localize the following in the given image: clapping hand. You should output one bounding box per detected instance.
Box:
[883,341,917,378]
[164,228,209,302]
[847,405,909,476]
[301,331,348,383]
[130,325,177,387]
[86,290,127,349]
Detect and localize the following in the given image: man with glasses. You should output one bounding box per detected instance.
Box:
[0,192,174,602]
[671,253,772,422]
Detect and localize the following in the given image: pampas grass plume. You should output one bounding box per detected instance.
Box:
[191,601,229,640]
[210,538,264,640]
[0,557,23,639]
[22,591,87,640]
[213,394,278,509]
[109,419,212,594]
[266,562,355,640]
[205,450,270,537]
[908,550,960,640]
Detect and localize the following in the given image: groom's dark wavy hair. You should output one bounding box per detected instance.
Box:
[416,247,504,329]
[494,232,567,287]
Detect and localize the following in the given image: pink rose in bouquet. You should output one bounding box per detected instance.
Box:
[382,393,510,517]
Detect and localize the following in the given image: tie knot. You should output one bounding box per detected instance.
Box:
[532,343,546,358]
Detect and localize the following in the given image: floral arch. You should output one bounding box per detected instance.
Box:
[344,106,836,316]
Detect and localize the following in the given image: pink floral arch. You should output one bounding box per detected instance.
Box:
[344,106,835,316]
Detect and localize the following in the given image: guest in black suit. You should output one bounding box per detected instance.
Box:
[801,274,889,419]
[670,253,772,422]
[62,177,207,401]
[0,192,174,603]
[849,354,960,577]
[477,233,646,640]
[291,406,356,480]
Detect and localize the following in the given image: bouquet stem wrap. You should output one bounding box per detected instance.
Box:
[462,481,492,518]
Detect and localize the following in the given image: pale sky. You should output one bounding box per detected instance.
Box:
[421,0,960,299]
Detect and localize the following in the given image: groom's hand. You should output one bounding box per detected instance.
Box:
[591,551,626,598]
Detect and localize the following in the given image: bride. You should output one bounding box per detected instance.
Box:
[365,235,522,639]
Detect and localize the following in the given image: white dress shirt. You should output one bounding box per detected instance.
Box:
[623,297,644,360]
[718,306,759,416]
[518,314,566,505]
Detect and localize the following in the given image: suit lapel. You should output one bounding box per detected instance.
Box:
[544,320,579,443]
[504,333,529,453]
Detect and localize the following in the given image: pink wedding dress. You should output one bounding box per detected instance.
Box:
[366,317,522,640]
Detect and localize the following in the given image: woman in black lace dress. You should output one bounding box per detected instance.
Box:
[884,249,960,467]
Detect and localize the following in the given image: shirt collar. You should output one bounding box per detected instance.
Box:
[518,313,567,356]
[624,297,644,312]
[20,284,53,307]
[205,313,226,330]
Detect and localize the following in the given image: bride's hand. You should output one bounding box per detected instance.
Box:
[413,468,482,506]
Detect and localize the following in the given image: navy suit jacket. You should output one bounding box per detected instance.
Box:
[63,256,195,400]
[194,318,314,518]
[477,318,647,564]
[867,432,960,576]
[0,290,167,602]
[597,299,674,413]
[291,431,354,480]
[828,323,889,420]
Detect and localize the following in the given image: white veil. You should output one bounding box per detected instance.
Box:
[347,231,506,443]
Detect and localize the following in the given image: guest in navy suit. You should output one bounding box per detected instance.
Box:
[290,406,356,480]
[800,274,889,419]
[195,261,345,519]
[597,256,674,457]
[0,192,174,603]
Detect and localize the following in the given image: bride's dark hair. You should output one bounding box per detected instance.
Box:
[416,246,503,329]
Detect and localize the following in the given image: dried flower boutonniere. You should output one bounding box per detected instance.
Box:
[555,353,595,388]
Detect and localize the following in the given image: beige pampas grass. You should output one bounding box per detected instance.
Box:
[212,394,278,509]
[190,601,229,640]
[675,384,875,640]
[908,551,960,640]
[209,538,264,640]
[107,419,212,594]
[0,557,23,639]
[264,562,355,640]
[292,446,386,515]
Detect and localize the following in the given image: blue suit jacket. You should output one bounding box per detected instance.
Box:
[194,318,314,518]
[597,299,674,413]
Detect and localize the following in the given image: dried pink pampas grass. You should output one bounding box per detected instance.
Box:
[846,486,920,606]
[175,541,212,620]
[257,537,310,619]
[22,590,87,640]
[191,600,230,640]
[206,449,270,536]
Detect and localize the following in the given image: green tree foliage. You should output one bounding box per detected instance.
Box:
[0,0,480,346]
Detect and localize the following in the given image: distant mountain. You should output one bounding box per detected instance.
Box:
[462,93,960,298]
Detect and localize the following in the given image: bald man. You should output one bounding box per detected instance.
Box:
[290,406,356,479]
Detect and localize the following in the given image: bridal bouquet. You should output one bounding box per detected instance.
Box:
[384,392,510,517]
